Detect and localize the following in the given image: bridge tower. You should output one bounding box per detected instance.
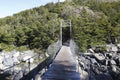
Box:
[60,20,72,45]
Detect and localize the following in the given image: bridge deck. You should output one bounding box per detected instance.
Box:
[42,46,80,80]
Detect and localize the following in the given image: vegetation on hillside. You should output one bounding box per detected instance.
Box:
[0,0,120,52]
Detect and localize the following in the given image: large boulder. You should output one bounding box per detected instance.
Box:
[93,53,105,61]
[3,57,14,69]
[12,51,20,58]
[23,56,34,63]
[87,48,94,53]
[110,60,116,65]
[111,46,118,52]
[13,51,20,64]
[20,50,36,63]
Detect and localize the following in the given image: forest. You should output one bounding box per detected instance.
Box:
[0,0,120,52]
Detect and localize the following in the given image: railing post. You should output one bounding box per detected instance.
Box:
[28,59,31,72]
[70,20,72,39]
[60,20,62,46]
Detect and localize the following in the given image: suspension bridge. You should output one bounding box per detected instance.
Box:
[19,20,82,80]
[0,20,86,80]
[1,19,119,80]
[18,20,120,80]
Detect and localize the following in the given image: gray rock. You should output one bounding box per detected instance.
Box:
[0,55,3,64]
[111,46,118,52]
[93,53,105,61]
[23,56,34,63]
[87,48,94,53]
[110,60,116,65]
[3,57,14,68]
[91,58,97,64]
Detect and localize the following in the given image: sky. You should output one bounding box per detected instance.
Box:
[0,0,65,18]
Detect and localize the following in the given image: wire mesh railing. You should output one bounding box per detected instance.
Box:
[0,40,62,80]
[19,40,62,80]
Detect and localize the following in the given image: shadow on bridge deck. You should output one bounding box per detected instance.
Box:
[41,46,80,80]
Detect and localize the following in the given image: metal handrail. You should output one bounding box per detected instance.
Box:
[3,54,40,72]
[20,47,61,80]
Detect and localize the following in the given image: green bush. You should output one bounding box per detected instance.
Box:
[0,43,15,51]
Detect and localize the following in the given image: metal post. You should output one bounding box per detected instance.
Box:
[69,20,72,39]
[28,60,30,72]
[12,55,15,75]
[60,20,62,46]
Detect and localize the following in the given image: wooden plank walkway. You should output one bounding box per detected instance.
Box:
[42,46,80,80]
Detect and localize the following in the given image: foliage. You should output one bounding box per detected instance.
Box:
[0,0,120,52]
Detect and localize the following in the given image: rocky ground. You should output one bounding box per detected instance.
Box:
[0,41,60,80]
[78,44,120,80]
[0,50,45,80]
[0,42,120,80]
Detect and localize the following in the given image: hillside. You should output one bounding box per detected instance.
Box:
[0,0,120,52]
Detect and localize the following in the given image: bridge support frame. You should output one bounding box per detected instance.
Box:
[60,19,72,46]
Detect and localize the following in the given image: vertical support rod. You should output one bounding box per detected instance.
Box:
[69,20,72,39]
[60,20,62,46]
[28,60,30,72]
